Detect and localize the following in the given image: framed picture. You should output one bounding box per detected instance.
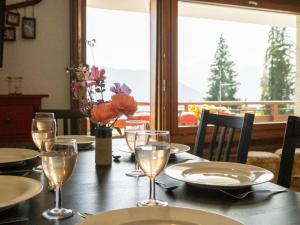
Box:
[22,17,36,39]
[6,11,20,26]
[3,27,16,41]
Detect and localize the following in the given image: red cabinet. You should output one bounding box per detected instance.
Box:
[0,95,48,146]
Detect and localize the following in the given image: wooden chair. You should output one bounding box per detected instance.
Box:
[194,110,255,163]
[277,116,300,188]
[38,109,87,135]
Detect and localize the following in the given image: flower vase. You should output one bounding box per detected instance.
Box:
[95,127,112,166]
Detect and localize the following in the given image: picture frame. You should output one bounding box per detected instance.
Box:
[6,11,20,26]
[3,27,16,41]
[22,17,36,39]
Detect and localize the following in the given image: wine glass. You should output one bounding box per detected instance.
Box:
[135,130,171,206]
[125,120,150,177]
[35,112,55,119]
[31,118,56,172]
[41,138,78,220]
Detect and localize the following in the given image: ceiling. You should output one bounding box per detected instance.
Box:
[87,0,297,28]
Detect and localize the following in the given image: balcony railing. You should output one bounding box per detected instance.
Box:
[133,100,294,125]
[178,100,294,123]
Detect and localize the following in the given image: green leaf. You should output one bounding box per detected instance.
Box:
[114,126,122,135]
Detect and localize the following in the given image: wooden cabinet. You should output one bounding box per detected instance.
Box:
[0,95,48,146]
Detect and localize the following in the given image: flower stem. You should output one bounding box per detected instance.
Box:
[109,118,118,128]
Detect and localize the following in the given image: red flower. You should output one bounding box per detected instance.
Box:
[111,93,137,117]
[91,103,118,123]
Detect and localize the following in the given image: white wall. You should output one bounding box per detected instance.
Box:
[0,0,70,109]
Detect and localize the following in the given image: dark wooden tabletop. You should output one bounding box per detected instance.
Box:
[1,139,300,225]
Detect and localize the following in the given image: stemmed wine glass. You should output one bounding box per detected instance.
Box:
[31,117,56,171]
[125,120,150,177]
[35,112,55,119]
[41,138,78,220]
[135,130,171,206]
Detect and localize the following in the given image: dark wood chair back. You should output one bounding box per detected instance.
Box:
[277,116,300,188]
[38,109,87,135]
[194,110,255,163]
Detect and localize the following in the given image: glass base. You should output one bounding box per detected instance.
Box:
[126,169,145,177]
[33,165,43,173]
[42,208,73,220]
[137,199,168,207]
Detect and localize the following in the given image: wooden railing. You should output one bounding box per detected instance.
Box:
[135,100,295,123]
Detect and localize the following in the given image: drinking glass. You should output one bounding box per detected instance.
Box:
[41,138,78,220]
[125,120,150,177]
[31,118,56,172]
[135,130,171,206]
[35,112,55,119]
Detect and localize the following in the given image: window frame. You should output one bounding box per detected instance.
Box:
[160,0,300,145]
[71,0,300,148]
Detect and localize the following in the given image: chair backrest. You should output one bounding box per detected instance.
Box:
[38,109,87,135]
[194,110,255,163]
[277,116,300,188]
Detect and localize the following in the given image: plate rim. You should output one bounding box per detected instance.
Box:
[165,161,274,189]
[56,135,95,144]
[0,148,39,164]
[117,143,190,154]
[76,206,243,225]
[0,175,43,209]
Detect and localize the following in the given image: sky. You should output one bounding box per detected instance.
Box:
[178,17,296,100]
[86,8,150,70]
[86,7,296,102]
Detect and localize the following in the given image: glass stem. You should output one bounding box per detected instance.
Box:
[149,178,156,201]
[134,153,139,170]
[55,186,62,209]
[134,161,139,170]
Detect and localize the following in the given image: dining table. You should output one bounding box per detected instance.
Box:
[1,138,300,225]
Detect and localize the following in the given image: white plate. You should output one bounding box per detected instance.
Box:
[57,135,95,150]
[0,176,43,209]
[0,148,39,165]
[76,207,242,225]
[165,162,274,189]
[117,143,190,155]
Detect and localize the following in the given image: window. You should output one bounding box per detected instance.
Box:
[177,1,297,127]
[86,0,150,128]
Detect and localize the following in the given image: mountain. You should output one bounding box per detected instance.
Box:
[104,68,150,102]
[104,68,204,102]
[178,82,204,102]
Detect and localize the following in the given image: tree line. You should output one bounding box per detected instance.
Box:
[206,27,295,101]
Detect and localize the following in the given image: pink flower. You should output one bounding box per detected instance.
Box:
[86,80,96,88]
[110,83,132,95]
[90,66,106,81]
[70,63,137,126]
[83,70,90,80]
[72,81,86,98]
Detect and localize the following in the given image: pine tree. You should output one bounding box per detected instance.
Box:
[261,27,295,101]
[206,34,239,101]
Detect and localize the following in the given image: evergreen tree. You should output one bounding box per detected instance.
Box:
[206,34,239,101]
[261,27,295,101]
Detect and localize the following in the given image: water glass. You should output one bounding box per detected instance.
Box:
[135,130,170,206]
[31,118,56,172]
[41,138,78,220]
[35,112,55,119]
[125,120,150,177]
